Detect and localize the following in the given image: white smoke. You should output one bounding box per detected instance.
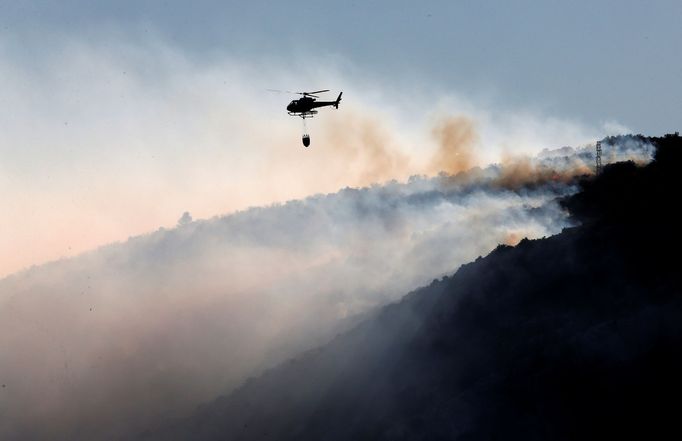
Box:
[0,137,655,440]
[0,33,656,440]
[0,37,617,278]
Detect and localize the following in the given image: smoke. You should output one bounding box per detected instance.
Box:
[0,136,655,439]
[427,116,478,175]
[320,109,411,185]
[0,34,657,440]
[0,36,624,278]
[601,136,656,164]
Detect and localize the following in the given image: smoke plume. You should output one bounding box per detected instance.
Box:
[427,116,478,175]
[0,39,622,277]
[0,138,654,440]
[0,36,656,440]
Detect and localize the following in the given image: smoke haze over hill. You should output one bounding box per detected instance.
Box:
[0,39,630,278]
[140,134,682,441]
[2,4,680,439]
[0,138,654,439]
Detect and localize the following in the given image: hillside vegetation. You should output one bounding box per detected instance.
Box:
[145,134,682,440]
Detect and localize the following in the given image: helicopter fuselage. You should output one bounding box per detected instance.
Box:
[287,97,336,113]
[287,92,342,117]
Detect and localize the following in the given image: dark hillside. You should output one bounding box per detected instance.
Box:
[144,133,682,440]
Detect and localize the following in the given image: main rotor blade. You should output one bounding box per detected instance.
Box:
[267,88,330,97]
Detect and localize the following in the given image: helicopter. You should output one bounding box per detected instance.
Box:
[269,89,343,147]
[286,89,343,118]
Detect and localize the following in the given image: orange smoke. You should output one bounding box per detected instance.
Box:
[503,231,523,246]
[427,116,478,175]
[495,153,593,189]
[322,110,412,185]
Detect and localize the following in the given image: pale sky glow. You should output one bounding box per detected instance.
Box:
[0,0,680,277]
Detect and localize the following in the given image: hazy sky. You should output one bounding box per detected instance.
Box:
[3,0,679,131]
[0,0,680,276]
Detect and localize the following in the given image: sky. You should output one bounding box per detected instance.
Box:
[0,0,680,277]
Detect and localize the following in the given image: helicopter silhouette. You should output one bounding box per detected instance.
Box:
[269,89,342,147]
[285,90,342,118]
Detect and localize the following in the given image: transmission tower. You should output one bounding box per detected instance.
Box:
[595,140,603,175]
